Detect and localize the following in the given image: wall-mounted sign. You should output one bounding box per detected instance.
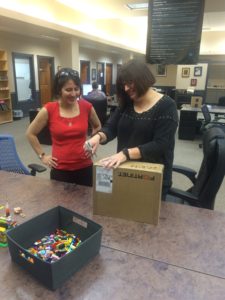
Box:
[146,0,205,64]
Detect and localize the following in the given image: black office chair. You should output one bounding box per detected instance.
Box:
[167,127,225,209]
[83,96,108,126]
[0,134,46,176]
[201,104,225,131]
[218,96,225,107]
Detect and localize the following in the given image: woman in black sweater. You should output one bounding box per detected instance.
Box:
[86,59,178,199]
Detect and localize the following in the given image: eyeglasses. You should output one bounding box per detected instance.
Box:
[57,70,79,78]
[123,80,133,86]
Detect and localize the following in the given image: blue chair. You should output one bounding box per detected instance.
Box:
[0,134,46,176]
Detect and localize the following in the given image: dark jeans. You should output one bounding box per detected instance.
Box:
[50,165,93,187]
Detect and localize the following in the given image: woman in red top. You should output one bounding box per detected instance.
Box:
[26,68,101,186]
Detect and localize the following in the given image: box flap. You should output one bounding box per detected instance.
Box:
[94,161,164,173]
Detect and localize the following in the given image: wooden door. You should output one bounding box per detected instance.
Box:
[106,63,113,96]
[80,60,90,83]
[38,56,54,106]
[96,62,104,87]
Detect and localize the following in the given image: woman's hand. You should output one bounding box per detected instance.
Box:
[99,151,127,169]
[84,134,101,158]
[41,154,58,169]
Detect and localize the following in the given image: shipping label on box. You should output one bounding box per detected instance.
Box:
[96,167,113,193]
[93,162,164,225]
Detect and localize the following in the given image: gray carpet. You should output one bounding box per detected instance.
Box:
[1,117,224,212]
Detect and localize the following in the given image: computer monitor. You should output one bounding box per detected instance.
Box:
[82,84,102,96]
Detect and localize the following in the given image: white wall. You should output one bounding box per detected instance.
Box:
[79,47,123,84]
[0,31,60,92]
[201,32,225,55]
[0,31,127,93]
[149,64,177,87]
[1,30,224,95]
[207,64,225,88]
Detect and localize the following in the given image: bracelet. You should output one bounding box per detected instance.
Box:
[38,152,45,160]
[122,148,130,160]
[92,131,107,145]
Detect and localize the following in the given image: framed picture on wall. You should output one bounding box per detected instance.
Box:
[91,68,96,80]
[57,65,62,72]
[194,66,202,77]
[156,64,167,77]
[182,67,190,78]
[191,78,197,86]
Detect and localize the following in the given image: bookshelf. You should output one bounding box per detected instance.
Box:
[0,50,12,124]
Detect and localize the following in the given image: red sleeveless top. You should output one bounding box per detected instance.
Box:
[45,100,92,170]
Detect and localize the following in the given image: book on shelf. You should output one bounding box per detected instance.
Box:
[0,75,8,80]
[0,100,9,111]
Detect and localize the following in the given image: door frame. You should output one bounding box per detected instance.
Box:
[12,52,35,105]
[37,55,55,102]
[106,63,113,95]
[96,62,105,87]
[80,60,90,84]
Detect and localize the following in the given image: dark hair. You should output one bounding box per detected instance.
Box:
[53,67,81,98]
[92,81,98,89]
[116,59,156,109]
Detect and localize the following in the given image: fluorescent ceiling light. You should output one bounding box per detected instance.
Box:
[126,3,148,10]
[39,35,60,41]
[57,0,116,19]
[202,27,211,31]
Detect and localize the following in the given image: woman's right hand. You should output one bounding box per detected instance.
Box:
[84,134,101,157]
[41,154,58,169]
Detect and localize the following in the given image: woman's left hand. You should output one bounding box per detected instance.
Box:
[99,151,127,169]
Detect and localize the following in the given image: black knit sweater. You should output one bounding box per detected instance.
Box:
[101,95,179,193]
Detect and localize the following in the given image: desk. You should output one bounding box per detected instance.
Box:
[179,105,225,140]
[181,104,225,114]
[1,171,225,299]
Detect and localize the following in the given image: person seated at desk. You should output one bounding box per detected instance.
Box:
[88,81,106,99]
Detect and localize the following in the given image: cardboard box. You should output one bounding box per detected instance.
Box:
[93,162,164,225]
[7,206,102,290]
[191,96,203,108]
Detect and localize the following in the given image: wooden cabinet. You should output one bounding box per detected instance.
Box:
[0,50,12,124]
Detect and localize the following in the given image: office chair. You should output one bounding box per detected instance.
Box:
[201,104,225,131]
[83,96,108,126]
[0,134,46,176]
[218,96,225,107]
[167,127,225,209]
